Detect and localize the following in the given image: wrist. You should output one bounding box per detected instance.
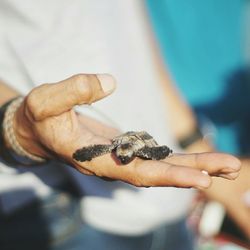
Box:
[2,97,47,164]
[177,126,213,152]
[13,99,54,160]
[0,97,23,165]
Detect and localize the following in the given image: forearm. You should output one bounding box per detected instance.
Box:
[0,80,20,106]
[141,7,198,138]
[0,81,21,165]
[0,81,26,157]
[156,62,214,152]
[158,74,197,140]
[156,60,214,152]
[142,8,213,152]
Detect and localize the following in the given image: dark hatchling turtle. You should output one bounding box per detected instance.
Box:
[73,131,173,164]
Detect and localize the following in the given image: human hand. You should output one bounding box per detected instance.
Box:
[12,74,241,188]
[203,159,250,239]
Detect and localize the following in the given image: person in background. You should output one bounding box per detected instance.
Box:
[146,0,250,241]
[0,1,241,249]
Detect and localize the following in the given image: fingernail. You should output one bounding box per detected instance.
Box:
[219,171,239,180]
[225,157,241,171]
[195,184,210,190]
[97,74,116,94]
[222,167,239,173]
[228,172,238,179]
[195,171,211,189]
[201,170,209,175]
[242,190,250,207]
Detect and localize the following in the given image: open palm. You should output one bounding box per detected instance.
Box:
[14,74,241,188]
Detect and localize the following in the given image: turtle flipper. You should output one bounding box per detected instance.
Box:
[73,144,113,162]
[136,146,172,161]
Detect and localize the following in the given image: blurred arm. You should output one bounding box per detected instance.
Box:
[141,5,213,153]
[0,80,19,105]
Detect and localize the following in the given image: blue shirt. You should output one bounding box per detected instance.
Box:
[146,0,250,155]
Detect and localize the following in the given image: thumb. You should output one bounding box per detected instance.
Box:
[26,74,116,121]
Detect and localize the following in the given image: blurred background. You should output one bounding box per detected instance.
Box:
[146,0,250,249]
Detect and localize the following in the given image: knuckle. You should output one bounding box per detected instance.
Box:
[127,159,147,187]
[72,74,88,85]
[25,84,49,120]
[25,92,40,120]
[26,91,37,115]
[133,179,144,187]
[75,164,94,176]
[131,175,152,187]
[71,74,94,103]
[85,160,104,177]
[130,173,145,187]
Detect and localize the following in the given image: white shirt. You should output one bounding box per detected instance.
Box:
[0,0,193,235]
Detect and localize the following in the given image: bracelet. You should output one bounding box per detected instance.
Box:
[2,96,46,163]
[0,97,22,165]
[178,127,204,149]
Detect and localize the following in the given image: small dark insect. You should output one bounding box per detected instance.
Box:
[73,131,173,164]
